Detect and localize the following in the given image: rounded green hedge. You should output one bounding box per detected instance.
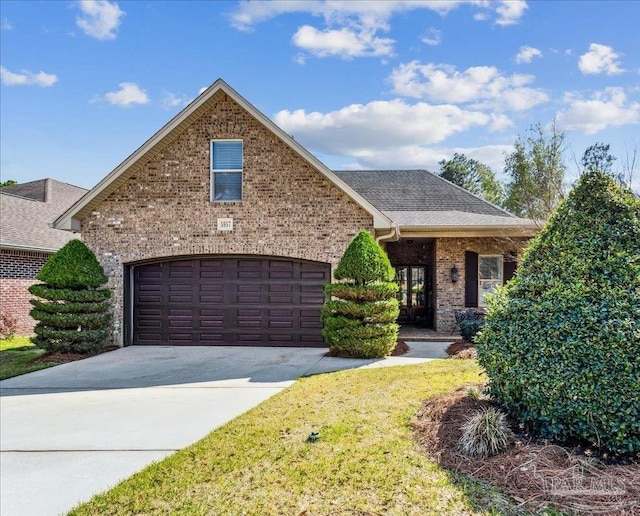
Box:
[477,170,640,456]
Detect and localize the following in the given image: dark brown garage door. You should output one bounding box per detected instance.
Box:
[132,257,330,346]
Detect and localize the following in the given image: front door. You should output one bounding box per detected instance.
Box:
[395,266,432,326]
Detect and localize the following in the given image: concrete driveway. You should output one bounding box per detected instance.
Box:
[0,342,449,516]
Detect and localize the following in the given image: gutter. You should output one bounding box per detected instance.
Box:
[0,243,59,253]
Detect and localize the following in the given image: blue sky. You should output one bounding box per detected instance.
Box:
[1,0,639,191]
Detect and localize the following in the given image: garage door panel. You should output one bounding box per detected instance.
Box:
[133,257,329,346]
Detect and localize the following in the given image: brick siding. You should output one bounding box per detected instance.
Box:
[0,278,39,335]
[80,91,374,346]
[0,249,51,279]
[0,249,52,335]
[434,237,528,333]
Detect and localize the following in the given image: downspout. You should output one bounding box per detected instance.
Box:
[376,223,400,244]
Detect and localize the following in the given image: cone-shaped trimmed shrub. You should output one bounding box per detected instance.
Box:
[29,239,111,354]
[477,170,640,455]
[322,231,399,358]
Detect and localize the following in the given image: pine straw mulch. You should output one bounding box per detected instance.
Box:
[446,340,478,359]
[32,345,119,364]
[412,385,640,515]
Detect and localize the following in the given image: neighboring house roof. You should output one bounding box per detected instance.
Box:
[53,78,393,232]
[1,179,88,252]
[335,170,537,235]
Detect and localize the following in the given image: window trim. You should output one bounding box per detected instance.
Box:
[478,254,503,307]
[210,139,243,202]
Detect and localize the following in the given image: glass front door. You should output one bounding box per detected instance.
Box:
[395,266,431,326]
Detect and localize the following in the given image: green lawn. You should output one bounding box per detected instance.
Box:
[70,360,513,515]
[0,336,61,380]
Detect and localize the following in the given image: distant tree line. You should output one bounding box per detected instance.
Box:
[439,123,638,221]
[0,179,17,189]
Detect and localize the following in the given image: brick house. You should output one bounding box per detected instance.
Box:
[0,179,87,334]
[53,79,536,347]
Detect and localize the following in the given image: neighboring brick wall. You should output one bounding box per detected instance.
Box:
[0,249,51,335]
[0,249,50,279]
[435,237,528,333]
[0,278,39,335]
[81,92,374,346]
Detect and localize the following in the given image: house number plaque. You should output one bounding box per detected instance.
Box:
[217,218,233,231]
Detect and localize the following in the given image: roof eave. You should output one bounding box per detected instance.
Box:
[1,243,58,253]
[398,224,538,238]
[53,79,392,230]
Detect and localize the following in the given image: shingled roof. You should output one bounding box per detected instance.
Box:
[334,170,535,233]
[1,179,87,252]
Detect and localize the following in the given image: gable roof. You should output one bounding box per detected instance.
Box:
[53,79,392,231]
[335,170,536,235]
[1,179,88,252]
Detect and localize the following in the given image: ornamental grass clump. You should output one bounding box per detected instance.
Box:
[29,239,111,354]
[458,407,514,459]
[322,231,399,358]
[477,170,640,456]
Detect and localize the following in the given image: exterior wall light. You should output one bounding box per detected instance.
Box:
[451,265,459,283]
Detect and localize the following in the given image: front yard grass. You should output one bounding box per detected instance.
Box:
[70,360,510,515]
[0,336,60,380]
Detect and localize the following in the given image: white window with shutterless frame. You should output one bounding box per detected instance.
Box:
[210,139,243,202]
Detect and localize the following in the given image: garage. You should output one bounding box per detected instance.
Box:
[130,256,330,347]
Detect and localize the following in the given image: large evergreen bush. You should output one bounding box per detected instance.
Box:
[29,239,111,354]
[322,231,399,358]
[477,170,640,455]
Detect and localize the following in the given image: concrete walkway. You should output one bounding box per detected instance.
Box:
[0,342,450,516]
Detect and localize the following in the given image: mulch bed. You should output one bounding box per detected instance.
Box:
[446,340,477,359]
[32,345,119,364]
[412,385,639,515]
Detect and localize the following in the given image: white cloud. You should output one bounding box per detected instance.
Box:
[292,25,393,58]
[160,91,189,110]
[230,1,527,60]
[556,88,640,134]
[421,27,441,46]
[229,1,459,32]
[389,61,548,111]
[1,18,12,30]
[99,82,149,107]
[578,43,623,75]
[337,143,514,172]
[274,98,511,164]
[0,66,58,87]
[515,45,542,64]
[76,0,125,40]
[495,0,528,26]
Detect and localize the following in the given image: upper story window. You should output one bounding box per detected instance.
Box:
[211,140,242,202]
[478,255,503,307]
